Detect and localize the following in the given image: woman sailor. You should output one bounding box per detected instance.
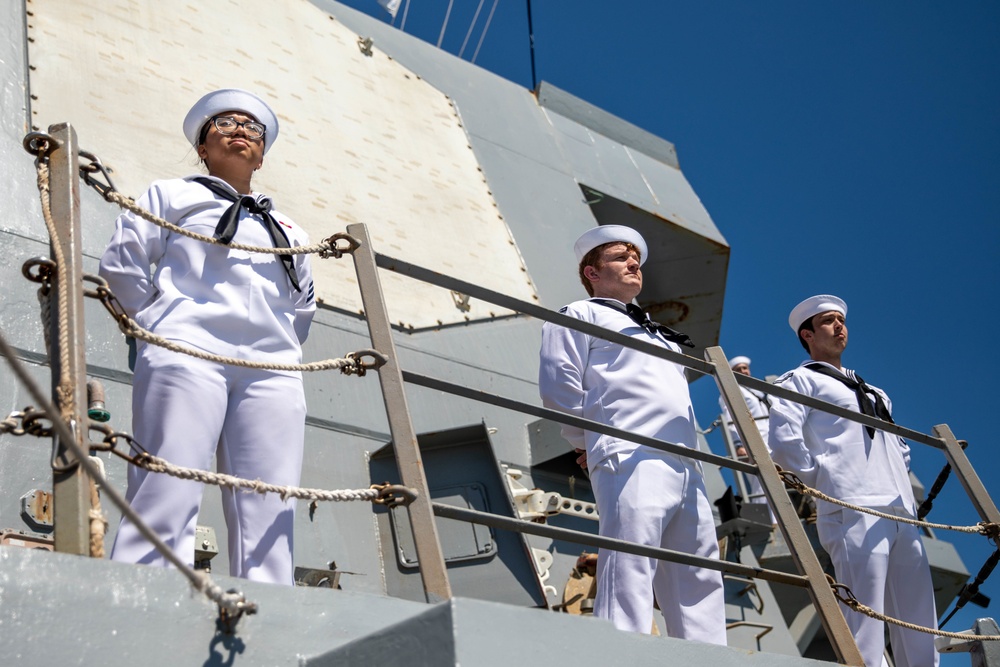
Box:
[99,88,316,584]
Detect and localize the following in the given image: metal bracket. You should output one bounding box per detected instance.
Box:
[20,489,54,531]
[450,291,471,313]
[504,467,598,521]
[531,547,558,598]
[194,525,219,571]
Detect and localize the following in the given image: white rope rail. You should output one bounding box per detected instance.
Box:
[118,316,362,373]
[780,470,997,537]
[134,452,385,503]
[829,579,1000,640]
[104,190,339,257]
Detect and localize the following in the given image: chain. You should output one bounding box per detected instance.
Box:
[0,408,55,437]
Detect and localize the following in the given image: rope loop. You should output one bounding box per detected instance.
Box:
[371,482,419,508]
[341,348,389,377]
[319,232,360,259]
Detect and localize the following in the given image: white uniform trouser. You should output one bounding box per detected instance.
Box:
[111,344,306,584]
[590,447,727,644]
[817,507,938,667]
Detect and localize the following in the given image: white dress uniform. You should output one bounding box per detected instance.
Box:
[99,174,316,584]
[718,387,773,517]
[768,361,938,667]
[539,298,726,643]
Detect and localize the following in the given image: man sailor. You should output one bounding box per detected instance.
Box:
[718,356,774,521]
[538,225,726,643]
[768,295,937,667]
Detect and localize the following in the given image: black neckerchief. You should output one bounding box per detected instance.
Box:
[748,388,771,411]
[804,362,893,438]
[591,298,695,348]
[192,177,301,292]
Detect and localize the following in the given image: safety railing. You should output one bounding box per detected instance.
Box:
[348,223,1000,664]
[13,124,999,662]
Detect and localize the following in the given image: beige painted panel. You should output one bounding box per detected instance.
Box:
[27,0,537,327]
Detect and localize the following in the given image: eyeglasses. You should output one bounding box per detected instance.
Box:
[211,116,266,140]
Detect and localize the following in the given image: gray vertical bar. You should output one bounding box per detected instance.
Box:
[47,123,93,556]
[346,223,452,603]
[934,424,1000,525]
[707,346,863,665]
[717,407,752,502]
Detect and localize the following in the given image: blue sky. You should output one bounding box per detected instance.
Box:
[340,0,1000,655]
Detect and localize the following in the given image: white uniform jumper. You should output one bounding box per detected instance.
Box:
[719,387,774,517]
[99,175,316,584]
[539,298,726,643]
[768,361,938,667]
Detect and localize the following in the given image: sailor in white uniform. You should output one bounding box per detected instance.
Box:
[768,295,937,667]
[538,225,726,643]
[718,356,774,521]
[100,89,316,585]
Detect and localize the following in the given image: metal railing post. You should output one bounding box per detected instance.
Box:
[46,123,93,556]
[717,409,752,502]
[707,346,863,665]
[347,223,452,603]
[934,424,1000,526]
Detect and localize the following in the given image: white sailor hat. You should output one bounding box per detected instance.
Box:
[788,294,847,332]
[728,355,751,368]
[573,225,648,266]
[183,88,280,154]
